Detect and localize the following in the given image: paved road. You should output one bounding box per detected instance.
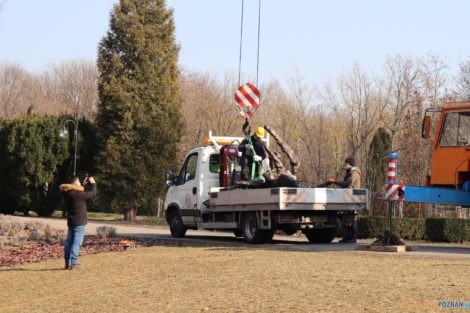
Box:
[5,215,470,257]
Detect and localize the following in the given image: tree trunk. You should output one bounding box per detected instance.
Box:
[124,206,137,222]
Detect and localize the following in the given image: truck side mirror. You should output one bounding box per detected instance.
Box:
[165,171,174,186]
[421,115,431,139]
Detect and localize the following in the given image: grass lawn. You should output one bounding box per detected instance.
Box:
[1,244,468,313]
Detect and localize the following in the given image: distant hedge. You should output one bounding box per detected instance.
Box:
[339,216,469,243]
[425,218,470,243]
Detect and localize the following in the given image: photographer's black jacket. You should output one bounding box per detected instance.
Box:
[60,183,97,227]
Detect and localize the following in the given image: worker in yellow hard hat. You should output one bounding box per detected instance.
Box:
[238,125,269,181]
[255,126,265,138]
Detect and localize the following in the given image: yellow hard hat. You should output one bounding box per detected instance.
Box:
[255,126,265,138]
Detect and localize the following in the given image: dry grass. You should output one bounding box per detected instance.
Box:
[0,245,468,313]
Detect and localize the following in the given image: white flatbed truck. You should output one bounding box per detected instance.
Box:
[164,133,367,243]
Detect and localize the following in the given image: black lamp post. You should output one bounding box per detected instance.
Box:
[60,118,78,176]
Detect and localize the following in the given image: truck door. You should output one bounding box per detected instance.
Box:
[198,153,222,213]
[173,152,199,226]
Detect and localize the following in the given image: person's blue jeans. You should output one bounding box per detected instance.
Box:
[64,225,86,266]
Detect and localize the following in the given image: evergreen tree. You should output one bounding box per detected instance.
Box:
[367,127,392,193]
[96,0,183,220]
[0,115,69,216]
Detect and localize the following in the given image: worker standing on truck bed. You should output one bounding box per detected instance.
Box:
[321,156,361,243]
[238,121,269,181]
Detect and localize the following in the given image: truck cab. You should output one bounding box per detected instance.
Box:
[423,104,470,188]
[164,134,244,236]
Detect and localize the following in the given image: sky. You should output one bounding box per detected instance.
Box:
[1,0,470,87]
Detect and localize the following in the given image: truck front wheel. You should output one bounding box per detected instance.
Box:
[169,211,187,238]
[242,213,266,244]
[304,228,336,244]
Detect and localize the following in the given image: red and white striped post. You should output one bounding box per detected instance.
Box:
[374,152,404,245]
[386,152,397,232]
[384,152,405,201]
[386,152,398,198]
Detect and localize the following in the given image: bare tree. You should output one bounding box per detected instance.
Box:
[0,1,5,27]
[421,53,449,108]
[178,70,242,162]
[282,70,335,185]
[319,63,387,187]
[395,54,449,185]
[380,55,422,149]
[0,62,37,118]
[42,59,98,119]
[455,58,470,100]
[318,80,348,177]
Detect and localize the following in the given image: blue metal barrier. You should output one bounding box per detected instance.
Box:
[403,185,470,207]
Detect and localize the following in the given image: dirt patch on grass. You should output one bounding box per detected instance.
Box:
[1,245,468,313]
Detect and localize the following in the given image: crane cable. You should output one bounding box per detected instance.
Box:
[237,0,244,87]
[237,0,262,88]
[256,0,261,87]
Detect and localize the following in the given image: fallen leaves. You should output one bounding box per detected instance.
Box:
[0,236,183,268]
[0,237,124,267]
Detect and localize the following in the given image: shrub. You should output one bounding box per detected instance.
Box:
[0,237,6,250]
[56,229,66,242]
[28,229,40,241]
[1,221,23,237]
[393,217,426,240]
[359,216,387,238]
[0,116,69,216]
[9,235,27,248]
[425,218,445,242]
[351,216,468,242]
[426,218,470,243]
[43,225,58,244]
[353,216,425,240]
[24,221,44,232]
[96,226,117,239]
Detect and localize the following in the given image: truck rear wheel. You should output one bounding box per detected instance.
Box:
[169,211,187,238]
[304,228,336,244]
[242,213,266,244]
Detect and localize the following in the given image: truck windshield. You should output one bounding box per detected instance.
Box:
[439,111,470,147]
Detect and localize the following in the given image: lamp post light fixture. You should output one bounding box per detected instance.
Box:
[59,119,78,176]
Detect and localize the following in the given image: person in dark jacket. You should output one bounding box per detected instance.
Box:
[320,157,362,243]
[238,126,269,181]
[60,175,97,270]
[324,157,361,189]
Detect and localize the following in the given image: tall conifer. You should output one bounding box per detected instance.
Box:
[96,0,182,220]
[367,127,392,193]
